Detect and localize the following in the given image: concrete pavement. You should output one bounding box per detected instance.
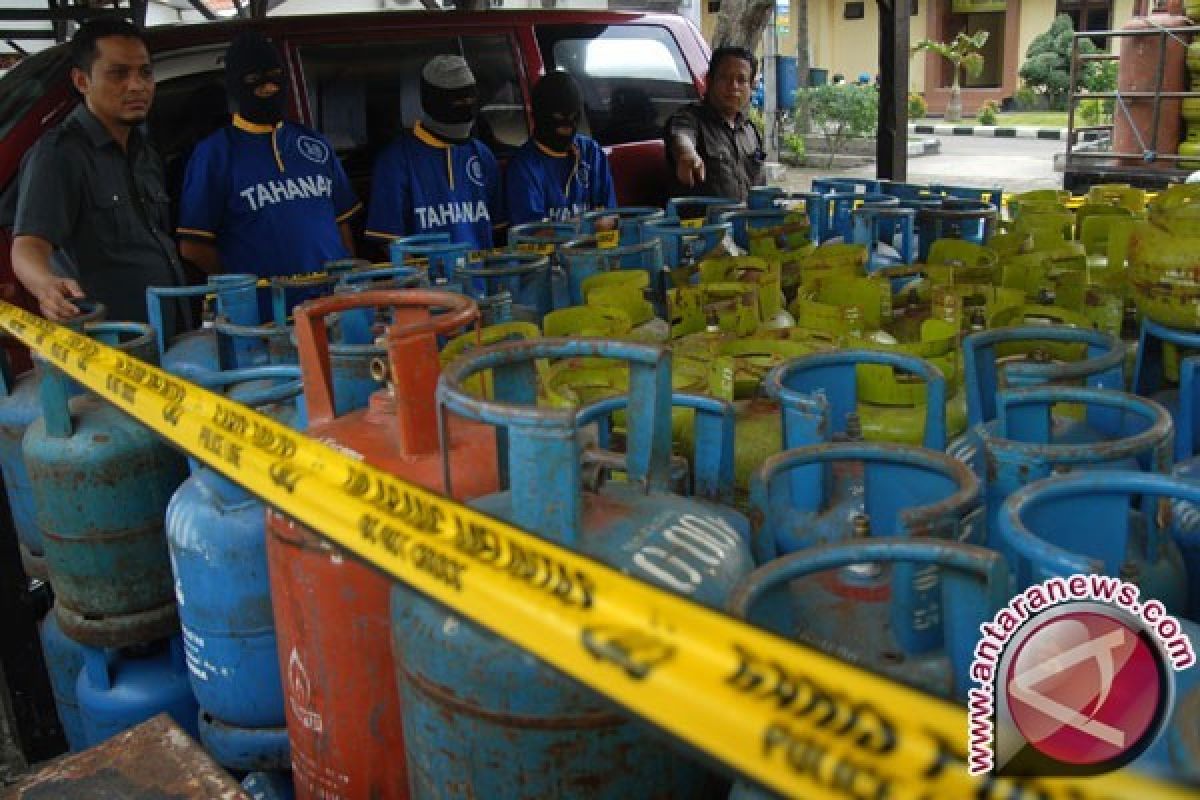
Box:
[779,133,1067,194]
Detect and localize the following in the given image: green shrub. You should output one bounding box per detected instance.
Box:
[908,92,927,120]
[978,100,999,126]
[1014,86,1038,111]
[783,132,806,158]
[747,106,765,133]
[794,84,879,167]
[1079,97,1114,126]
[1019,14,1110,111]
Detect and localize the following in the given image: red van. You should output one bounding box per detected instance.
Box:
[0,10,713,318]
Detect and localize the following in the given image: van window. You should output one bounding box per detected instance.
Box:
[148,47,230,228]
[0,45,72,142]
[297,33,527,188]
[535,24,699,147]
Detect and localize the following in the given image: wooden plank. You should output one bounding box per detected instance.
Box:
[2,715,247,800]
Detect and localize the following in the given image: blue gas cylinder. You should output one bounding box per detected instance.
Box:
[1165,354,1200,619]
[1164,676,1200,784]
[454,251,553,323]
[913,198,998,261]
[732,538,1005,698]
[996,470,1200,786]
[146,274,264,384]
[269,272,344,328]
[962,326,1127,423]
[666,195,743,223]
[389,233,472,290]
[999,470,1189,615]
[750,437,980,557]
[38,604,88,751]
[211,287,381,418]
[851,204,916,270]
[558,236,663,305]
[579,206,664,244]
[393,339,754,797]
[166,367,304,771]
[0,302,105,580]
[212,317,298,371]
[334,266,425,345]
[716,207,814,253]
[642,216,731,270]
[747,186,785,209]
[748,189,823,235]
[813,191,898,243]
[951,324,1129,472]
[26,321,189,648]
[1133,318,1200,459]
[508,221,578,252]
[766,347,953,454]
[243,771,296,800]
[811,177,881,196]
[76,635,199,747]
[509,221,577,310]
[973,385,1172,564]
[642,217,732,315]
[723,538,1007,799]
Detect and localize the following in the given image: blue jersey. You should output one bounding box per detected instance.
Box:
[366,123,503,250]
[177,117,361,278]
[505,135,617,226]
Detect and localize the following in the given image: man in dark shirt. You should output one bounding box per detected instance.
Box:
[664,45,766,203]
[11,18,185,324]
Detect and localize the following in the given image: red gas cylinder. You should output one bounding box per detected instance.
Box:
[1114,1,1190,166]
[266,290,499,800]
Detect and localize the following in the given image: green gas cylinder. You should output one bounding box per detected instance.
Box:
[698,256,785,321]
[440,321,542,398]
[1129,185,1200,330]
[672,332,834,507]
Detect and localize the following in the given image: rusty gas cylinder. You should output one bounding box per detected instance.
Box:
[1114,2,1190,167]
[265,289,498,800]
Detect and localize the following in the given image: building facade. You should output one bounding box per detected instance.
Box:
[702,0,1139,115]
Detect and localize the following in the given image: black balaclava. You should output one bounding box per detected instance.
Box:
[419,55,478,145]
[532,71,582,153]
[225,31,287,125]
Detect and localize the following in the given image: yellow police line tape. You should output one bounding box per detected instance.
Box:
[0,299,1188,800]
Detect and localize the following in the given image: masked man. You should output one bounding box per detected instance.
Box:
[505,71,616,226]
[366,54,504,251]
[177,31,361,277]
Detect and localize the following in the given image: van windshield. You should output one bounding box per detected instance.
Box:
[582,38,684,82]
[0,44,72,142]
[535,23,698,147]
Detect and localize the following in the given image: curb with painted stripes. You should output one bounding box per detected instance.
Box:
[1,300,1192,800]
[908,123,1104,142]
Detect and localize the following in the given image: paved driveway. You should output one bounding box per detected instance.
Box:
[781,134,1066,194]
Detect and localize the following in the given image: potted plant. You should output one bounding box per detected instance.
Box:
[912,31,989,123]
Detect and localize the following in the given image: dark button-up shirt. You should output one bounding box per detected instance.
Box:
[14,104,186,327]
[664,102,765,203]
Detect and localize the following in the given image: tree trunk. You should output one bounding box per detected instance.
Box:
[795,0,810,89]
[712,0,775,49]
[794,0,811,131]
[946,70,962,122]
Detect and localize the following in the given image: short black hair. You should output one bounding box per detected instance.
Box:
[70,17,147,74]
[709,46,757,82]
